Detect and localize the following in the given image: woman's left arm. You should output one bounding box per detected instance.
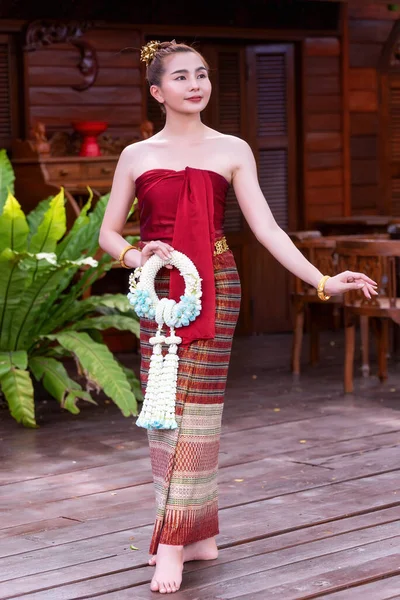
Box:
[231,138,378,299]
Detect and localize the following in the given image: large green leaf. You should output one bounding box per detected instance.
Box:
[27,196,52,242]
[29,188,66,254]
[41,254,114,335]
[0,350,27,377]
[46,331,138,417]
[47,292,133,336]
[0,192,29,252]
[8,258,76,350]
[119,361,143,402]
[65,314,140,337]
[56,188,93,260]
[29,356,96,414]
[0,149,15,213]
[0,250,29,350]
[0,365,36,427]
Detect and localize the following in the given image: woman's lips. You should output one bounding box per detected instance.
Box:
[186,97,202,102]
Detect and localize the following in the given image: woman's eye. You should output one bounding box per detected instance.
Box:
[175,76,186,80]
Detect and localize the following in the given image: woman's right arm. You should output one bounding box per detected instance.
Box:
[98,146,142,268]
[98,145,174,269]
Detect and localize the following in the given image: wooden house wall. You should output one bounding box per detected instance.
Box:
[24,27,144,142]
[348,2,398,215]
[302,36,345,226]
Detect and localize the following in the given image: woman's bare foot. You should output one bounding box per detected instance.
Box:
[150,543,184,594]
[149,537,218,567]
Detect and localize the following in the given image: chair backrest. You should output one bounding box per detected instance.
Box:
[335,239,400,307]
[293,237,338,295]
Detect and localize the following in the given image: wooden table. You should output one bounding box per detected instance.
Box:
[315,215,400,236]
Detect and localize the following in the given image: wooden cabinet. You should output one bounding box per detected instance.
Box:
[11,150,120,227]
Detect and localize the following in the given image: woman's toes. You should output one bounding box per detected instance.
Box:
[150,578,159,591]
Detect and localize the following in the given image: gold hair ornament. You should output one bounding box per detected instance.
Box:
[140,40,161,66]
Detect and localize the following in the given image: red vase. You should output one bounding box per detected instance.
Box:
[72,121,108,157]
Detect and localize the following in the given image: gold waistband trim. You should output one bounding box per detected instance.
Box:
[214,236,229,256]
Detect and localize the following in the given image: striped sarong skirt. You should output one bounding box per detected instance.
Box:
[139,249,241,555]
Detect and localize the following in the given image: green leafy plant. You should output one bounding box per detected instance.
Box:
[0,150,142,427]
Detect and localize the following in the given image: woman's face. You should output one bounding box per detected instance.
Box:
[150,51,211,116]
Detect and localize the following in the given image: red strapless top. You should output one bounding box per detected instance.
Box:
[135,167,229,345]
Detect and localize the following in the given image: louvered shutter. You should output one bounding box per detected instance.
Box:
[215,50,244,233]
[390,78,400,215]
[0,35,17,150]
[246,45,296,231]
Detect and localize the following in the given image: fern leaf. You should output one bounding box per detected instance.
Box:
[29,356,96,414]
[0,366,36,427]
[0,192,29,251]
[29,189,66,253]
[46,331,138,417]
[0,149,15,213]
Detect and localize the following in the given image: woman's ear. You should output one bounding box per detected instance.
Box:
[150,84,164,106]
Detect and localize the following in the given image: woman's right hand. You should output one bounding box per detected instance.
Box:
[140,240,175,269]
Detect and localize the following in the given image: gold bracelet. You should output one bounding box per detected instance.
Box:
[118,244,139,269]
[317,275,331,301]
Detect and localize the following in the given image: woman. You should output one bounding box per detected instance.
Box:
[99,40,377,595]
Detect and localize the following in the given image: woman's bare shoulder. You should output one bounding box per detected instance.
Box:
[121,137,161,159]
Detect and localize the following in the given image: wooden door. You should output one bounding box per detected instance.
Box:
[388,74,400,215]
[246,44,297,332]
[144,39,298,334]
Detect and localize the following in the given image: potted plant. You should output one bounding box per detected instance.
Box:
[0,149,142,427]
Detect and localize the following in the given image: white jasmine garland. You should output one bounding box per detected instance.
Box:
[127,250,202,430]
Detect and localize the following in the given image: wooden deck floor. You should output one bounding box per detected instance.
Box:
[1,331,400,599]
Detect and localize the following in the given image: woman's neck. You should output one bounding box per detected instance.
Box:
[162,111,206,142]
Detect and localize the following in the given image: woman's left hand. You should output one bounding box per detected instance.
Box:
[324,271,378,300]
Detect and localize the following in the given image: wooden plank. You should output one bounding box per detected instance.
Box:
[351,158,379,184]
[27,49,139,68]
[8,529,400,599]
[351,184,380,210]
[326,577,400,599]
[1,473,399,591]
[304,38,340,57]
[307,75,340,95]
[349,19,393,44]
[305,94,342,113]
[307,203,344,224]
[305,132,342,152]
[307,169,342,187]
[28,66,142,87]
[350,135,378,158]
[349,89,378,112]
[2,507,399,599]
[350,113,379,135]
[29,105,141,126]
[280,430,400,464]
[349,68,378,91]
[307,151,343,170]
[307,113,341,132]
[304,56,340,76]
[307,186,344,205]
[82,28,141,51]
[349,43,383,68]
[349,5,400,21]
[29,86,141,106]
[219,554,400,600]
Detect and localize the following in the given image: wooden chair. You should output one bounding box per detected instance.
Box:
[336,239,400,393]
[290,234,342,376]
